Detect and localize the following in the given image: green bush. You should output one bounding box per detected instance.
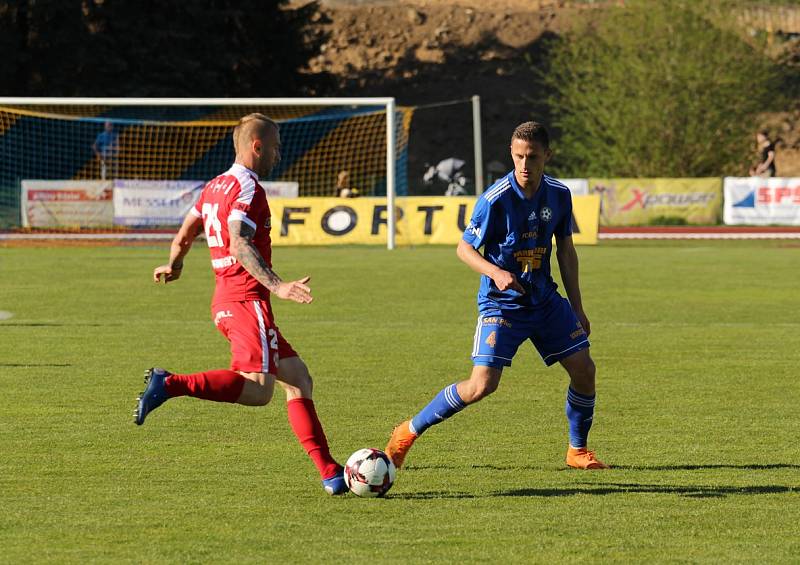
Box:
[538,0,781,178]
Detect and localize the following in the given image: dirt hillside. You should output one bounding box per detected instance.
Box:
[297,0,800,191]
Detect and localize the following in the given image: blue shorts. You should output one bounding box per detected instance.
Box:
[471,295,590,368]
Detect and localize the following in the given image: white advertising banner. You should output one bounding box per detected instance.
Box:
[21,180,113,228]
[259,181,299,198]
[113,180,297,226]
[559,178,589,196]
[113,180,203,226]
[724,177,800,225]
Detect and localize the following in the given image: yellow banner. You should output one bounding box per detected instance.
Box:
[588,178,722,225]
[571,194,600,245]
[271,196,599,246]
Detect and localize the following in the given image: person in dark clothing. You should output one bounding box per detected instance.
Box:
[749,131,777,177]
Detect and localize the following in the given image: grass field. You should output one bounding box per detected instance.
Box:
[1,240,799,563]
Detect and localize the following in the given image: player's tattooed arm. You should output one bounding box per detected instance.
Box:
[229,220,282,291]
[229,219,313,304]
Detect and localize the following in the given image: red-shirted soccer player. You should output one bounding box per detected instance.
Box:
[134,113,347,495]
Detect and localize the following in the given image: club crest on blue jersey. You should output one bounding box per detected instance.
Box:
[540,207,553,222]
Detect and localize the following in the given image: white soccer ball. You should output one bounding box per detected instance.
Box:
[344,448,397,498]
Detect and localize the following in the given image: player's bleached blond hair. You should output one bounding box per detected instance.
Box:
[233,113,279,153]
[511,121,550,149]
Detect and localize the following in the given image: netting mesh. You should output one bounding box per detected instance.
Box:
[0,103,413,229]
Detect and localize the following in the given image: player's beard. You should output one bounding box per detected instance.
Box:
[258,161,274,178]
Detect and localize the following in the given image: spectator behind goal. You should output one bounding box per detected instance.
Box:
[93,121,119,180]
[336,170,360,198]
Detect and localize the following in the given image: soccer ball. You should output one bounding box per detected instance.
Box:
[344,448,396,498]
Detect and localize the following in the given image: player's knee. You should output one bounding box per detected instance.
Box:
[278,375,313,399]
[253,384,274,406]
[583,358,596,380]
[296,372,314,396]
[468,375,499,402]
[302,373,314,395]
[461,367,502,403]
[238,372,276,406]
[477,379,499,400]
[570,357,596,388]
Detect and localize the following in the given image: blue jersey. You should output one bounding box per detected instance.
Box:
[462,171,573,314]
[94,130,117,157]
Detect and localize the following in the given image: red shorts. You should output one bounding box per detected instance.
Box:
[211,300,298,375]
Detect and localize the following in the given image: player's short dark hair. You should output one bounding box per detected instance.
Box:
[511,121,550,149]
[233,113,279,152]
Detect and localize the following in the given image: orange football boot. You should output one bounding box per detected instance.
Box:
[385,420,418,469]
[566,446,610,469]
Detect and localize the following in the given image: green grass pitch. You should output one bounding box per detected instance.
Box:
[1,240,799,563]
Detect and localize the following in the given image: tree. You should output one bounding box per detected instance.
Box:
[0,0,327,96]
[0,2,24,90]
[537,0,780,177]
[82,0,327,97]
[0,0,93,95]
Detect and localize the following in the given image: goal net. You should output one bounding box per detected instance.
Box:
[0,98,413,232]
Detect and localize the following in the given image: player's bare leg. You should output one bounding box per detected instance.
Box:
[456,365,502,404]
[275,356,313,400]
[562,348,595,396]
[277,356,347,495]
[386,366,502,469]
[236,371,276,406]
[560,349,609,469]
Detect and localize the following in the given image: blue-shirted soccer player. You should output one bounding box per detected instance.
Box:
[386,121,608,470]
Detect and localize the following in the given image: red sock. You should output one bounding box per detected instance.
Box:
[287,398,340,479]
[164,370,246,403]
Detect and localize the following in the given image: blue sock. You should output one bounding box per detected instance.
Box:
[409,384,466,436]
[566,387,595,448]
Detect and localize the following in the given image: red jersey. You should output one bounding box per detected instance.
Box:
[190,163,273,307]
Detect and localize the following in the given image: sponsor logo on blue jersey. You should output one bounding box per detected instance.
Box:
[482,317,512,328]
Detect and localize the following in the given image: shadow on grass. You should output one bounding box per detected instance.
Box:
[392,483,796,500]
[404,464,460,471]
[498,483,797,499]
[0,323,113,327]
[614,464,800,471]
[391,491,478,500]
[407,464,541,471]
[409,463,800,472]
[0,363,72,367]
